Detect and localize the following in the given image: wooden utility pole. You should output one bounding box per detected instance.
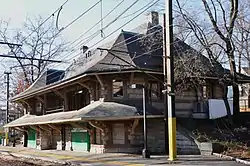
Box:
[4,71,11,146]
[4,71,11,124]
[164,0,176,161]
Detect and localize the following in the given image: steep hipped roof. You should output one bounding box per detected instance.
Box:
[11,27,164,101]
[63,30,162,79]
[12,23,250,101]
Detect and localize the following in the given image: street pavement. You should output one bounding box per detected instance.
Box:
[0,146,244,165]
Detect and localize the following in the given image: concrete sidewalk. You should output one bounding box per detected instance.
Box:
[0,146,244,166]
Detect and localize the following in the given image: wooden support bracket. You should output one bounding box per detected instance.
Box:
[38,125,51,133]
[95,75,104,87]
[89,121,105,132]
[36,96,44,103]
[14,127,28,133]
[47,124,61,133]
[131,119,139,135]
[21,100,31,109]
[77,82,91,92]
[70,123,90,132]
[53,90,64,99]
[30,126,43,133]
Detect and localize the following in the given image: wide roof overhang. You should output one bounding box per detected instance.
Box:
[4,101,163,128]
[11,69,162,102]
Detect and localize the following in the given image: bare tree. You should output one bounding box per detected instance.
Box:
[234,1,250,71]
[175,0,241,119]
[0,16,67,88]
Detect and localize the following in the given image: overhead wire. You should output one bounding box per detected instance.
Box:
[44,0,165,83]
[62,0,102,31]
[45,26,213,85]
[26,0,195,86]
[49,0,157,67]
[0,0,70,73]
[60,0,125,60]
[61,0,139,61]
[43,0,179,84]
[7,0,103,85]
[53,0,155,67]
[21,0,70,43]
[14,0,103,67]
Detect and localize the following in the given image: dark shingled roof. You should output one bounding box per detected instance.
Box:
[63,29,163,80]
[11,23,250,101]
[14,69,65,98]
[242,67,250,75]
[46,69,65,85]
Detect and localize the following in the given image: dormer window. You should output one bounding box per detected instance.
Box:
[85,51,92,58]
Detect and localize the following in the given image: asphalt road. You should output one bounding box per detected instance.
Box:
[145,156,244,166]
[0,155,245,166]
[0,146,245,166]
[67,155,244,166]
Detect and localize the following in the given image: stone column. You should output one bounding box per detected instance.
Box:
[43,94,47,115]
[63,91,69,111]
[123,80,128,99]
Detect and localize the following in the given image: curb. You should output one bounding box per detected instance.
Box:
[213,153,250,165]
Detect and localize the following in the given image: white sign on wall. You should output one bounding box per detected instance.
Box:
[208,99,233,119]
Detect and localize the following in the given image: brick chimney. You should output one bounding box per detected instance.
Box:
[147,11,159,26]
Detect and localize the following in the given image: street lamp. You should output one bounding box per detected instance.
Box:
[131,84,150,158]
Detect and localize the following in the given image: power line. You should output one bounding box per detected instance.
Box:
[0,42,22,47]
[89,0,160,48]
[18,0,102,66]
[20,0,70,43]
[40,21,194,85]
[62,0,102,31]
[0,0,70,68]
[60,0,138,60]
[64,0,125,54]
[31,0,160,84]
[57,0,158,64]
[0,54,62,63]
[98,47,164,84]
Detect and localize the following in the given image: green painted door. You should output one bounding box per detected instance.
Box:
[28,129,36,148]
[71,130,90,152]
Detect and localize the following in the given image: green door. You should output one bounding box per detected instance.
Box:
[71,130,90,152]
[28,129,36,148]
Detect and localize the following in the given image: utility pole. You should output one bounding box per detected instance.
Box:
[4,71,11,124]
[4,71,11,146]
[163,13,169,155]
[142,85,150,158]
[164,0,176,161]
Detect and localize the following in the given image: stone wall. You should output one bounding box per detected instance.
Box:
[51,130,61,150]
[176,131,200,155]
[90,144,105,153]
[65,126,72,151]
[39,131,52,150]
[128,118,200,155]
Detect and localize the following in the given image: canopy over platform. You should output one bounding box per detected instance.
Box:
[4,100,163,128]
